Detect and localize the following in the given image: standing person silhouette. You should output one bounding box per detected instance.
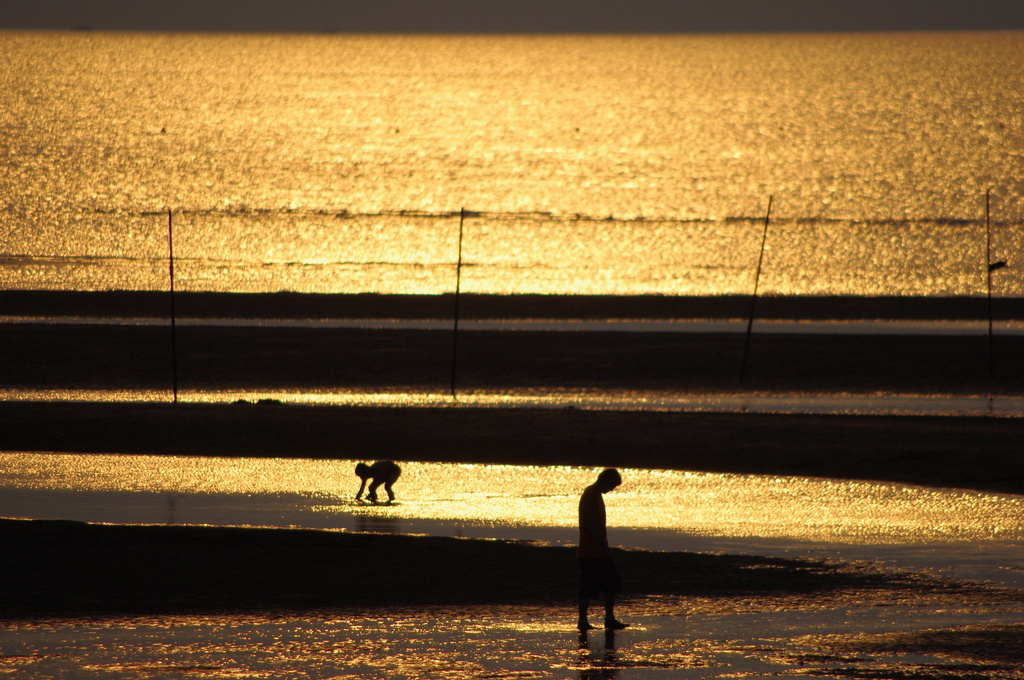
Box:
[355,460,402,503]
[577,468,628,631]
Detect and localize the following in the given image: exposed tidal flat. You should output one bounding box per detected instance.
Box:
[6,288,1024,321]
[5,297,1024,678]
[6,288,1024,492]
[5,402,1024,495]
[5,516,1024,680]
[5,290,1024,397]
[8,517,1007,618]
[4,510,1024,678]
[4,454,1024,675]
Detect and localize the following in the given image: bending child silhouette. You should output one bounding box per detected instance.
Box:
[577,468,628,631]
[355,460,402,503]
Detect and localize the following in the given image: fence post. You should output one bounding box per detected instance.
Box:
[167,208,179,404]
[739,196,773,386]
[450,208,466,399]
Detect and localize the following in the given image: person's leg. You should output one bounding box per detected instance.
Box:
[603,593,627,629]
[578,594,594,630]
[603,559,628,629]
[578,560,596,630]
[384,481,395,502]
[367,480,381,502]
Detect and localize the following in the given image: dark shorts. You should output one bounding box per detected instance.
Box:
[578,557,622,599]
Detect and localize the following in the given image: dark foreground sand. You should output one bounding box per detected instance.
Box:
[4,521,1024,680]
[1,518,1014,620]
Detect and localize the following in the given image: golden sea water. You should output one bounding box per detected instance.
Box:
[2,31,1023,296]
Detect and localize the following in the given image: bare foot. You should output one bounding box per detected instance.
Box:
[605,619,629,630]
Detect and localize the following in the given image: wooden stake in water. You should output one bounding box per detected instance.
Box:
[739,195,773,386]
[450,208,466,399]
[986,189,994,375]
[167,208,179,404]
[985,189,1007,376]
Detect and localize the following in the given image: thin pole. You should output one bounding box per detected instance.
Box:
[986,189,995,375]
[450,208,466,399]
[167,208,179,404]
[739,195,773,386]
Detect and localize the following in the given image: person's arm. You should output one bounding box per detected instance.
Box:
[578,490,609,555]
[356,478,367,500]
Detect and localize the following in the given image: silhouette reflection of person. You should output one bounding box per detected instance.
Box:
[577,627,620,679]
[577,468,628,631]
[355,460,401,503]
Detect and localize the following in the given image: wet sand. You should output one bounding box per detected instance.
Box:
[6,291,1024,496]
[808,624,1024,678]
[5,290,1024,321]
[1,517,1013,620]
[9,321,1024,396]
[5,291,1024,673]
[5,291,1024,395]
[6,519,1024,678]
[4,401,1024,495]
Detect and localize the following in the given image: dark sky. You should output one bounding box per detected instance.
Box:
[2,0,1024,33]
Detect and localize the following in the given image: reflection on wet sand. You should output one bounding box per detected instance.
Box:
[9,387,1024,417]
[354,513,401,534]
[3,606,1024,680]
[576,628,708,679]
[4,453,1022,545]
[808,623,1024,678]
[578,629,620,679]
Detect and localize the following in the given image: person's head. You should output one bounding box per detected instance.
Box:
[595,468,622,492]
[355,462,371,479]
